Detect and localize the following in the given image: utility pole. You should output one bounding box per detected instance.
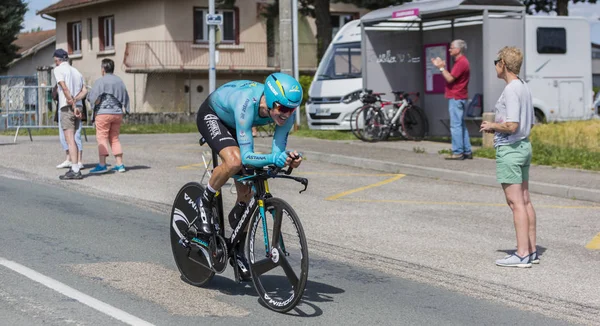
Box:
[280,0,301,127]
[292,0,300,127]
[279,0,293,77]
[209,0,216,93]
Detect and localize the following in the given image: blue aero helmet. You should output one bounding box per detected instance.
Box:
[264,72,303,110]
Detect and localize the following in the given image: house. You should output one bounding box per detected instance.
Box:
[37,0,367,113]
[593,43,600,88]
[2,29,56,78]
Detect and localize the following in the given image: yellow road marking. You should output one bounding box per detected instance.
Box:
[177,163,206,170]
[325,174,405,201]
[333,198,600,209]
[299,172,400,177]
[585,233,600,250]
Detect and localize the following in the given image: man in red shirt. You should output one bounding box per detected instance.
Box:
[431,39,473,160]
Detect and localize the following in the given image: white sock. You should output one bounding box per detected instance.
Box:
[71,165,80,173]
[207,183,217,194]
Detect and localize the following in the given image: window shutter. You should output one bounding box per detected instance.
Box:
[67,23,73,53]
[234,7,240,45]
[99,17,105,51]
[111,17,115,47]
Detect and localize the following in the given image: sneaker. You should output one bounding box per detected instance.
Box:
[77,162,85,170]
[445,153,465,160]
[56,160,72,169]
[530,251,540,264]
[193,197,213,235]
[111,164,126,173]
[495,253,532,268]
[464,152,473,159]
[89,164,109,174]
[59,170,83,180]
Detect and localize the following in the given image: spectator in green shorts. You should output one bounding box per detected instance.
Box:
[480,46,538,268]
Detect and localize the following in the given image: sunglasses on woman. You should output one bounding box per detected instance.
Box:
[494,59,501,66]
[274,102,297,114]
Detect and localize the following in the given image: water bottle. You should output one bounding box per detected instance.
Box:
[228,201,247,229]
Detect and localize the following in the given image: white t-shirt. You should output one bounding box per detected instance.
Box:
[53,62,84,109]
[493,78,534,147]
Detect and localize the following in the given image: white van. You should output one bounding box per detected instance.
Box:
[525,16,594,123]
[306,20,362,130]
[306,16,594,130]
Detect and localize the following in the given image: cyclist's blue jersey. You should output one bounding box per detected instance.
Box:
[208,80,294,168]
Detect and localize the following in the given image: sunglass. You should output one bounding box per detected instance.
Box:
[274,102,296,113]
[494,59,501,66]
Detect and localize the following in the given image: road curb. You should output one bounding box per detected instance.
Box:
[301,150,600,204]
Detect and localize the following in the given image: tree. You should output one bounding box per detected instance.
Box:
[263,0,410,62]
[522,0,597,16]
[30,27,43,33]
[301,0,411,60]
[0,0,27,70]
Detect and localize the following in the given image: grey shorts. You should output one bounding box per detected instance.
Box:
[60,106,81,131]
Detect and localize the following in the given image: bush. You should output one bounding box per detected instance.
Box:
[299,75,313,104]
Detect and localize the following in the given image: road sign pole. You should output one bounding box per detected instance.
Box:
[209,0,216,93]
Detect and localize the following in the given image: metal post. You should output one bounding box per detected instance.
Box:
[209,0,216,93]
[279,0,293,76]
[292,0,300,126]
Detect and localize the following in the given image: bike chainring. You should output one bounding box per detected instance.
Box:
[209,234,228,273]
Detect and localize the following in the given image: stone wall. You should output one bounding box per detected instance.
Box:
[123,112,196,125]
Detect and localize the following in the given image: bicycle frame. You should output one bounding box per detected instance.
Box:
[197,148,308,268]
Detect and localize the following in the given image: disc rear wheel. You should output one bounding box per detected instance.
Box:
[170,182,215,286]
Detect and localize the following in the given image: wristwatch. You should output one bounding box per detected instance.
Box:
[439,67,445,72]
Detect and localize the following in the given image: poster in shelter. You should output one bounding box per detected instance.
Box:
[424,44,448,94]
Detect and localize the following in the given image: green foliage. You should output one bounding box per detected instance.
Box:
[333,0,410,10]
[522,0,597,16]
[0,0,27,70]
[299,75,313,104]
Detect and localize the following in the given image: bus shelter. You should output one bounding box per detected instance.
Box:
[360,0,526,136]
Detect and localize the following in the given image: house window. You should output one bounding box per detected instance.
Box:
[67,21,82,54]
[193,7,238,44]
[537,27,566,54]
[87,18,93,50]
[331,13,357,38]
[99,15,115,51]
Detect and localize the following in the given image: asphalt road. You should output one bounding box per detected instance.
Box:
[1,133,599,325]
[0,175,572,326]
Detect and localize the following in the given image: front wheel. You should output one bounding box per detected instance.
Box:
[170,182,215,286]
[246,198,309,313]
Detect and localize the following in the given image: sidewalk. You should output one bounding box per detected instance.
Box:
[255,136,600,203]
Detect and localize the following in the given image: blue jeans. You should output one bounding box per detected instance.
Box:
[449,99,472,155]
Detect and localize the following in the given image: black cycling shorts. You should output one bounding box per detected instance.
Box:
[196,97,238,154]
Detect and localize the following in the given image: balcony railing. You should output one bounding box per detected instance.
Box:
[123,41,318,72]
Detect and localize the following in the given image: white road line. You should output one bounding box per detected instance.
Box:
[0,257,155,326]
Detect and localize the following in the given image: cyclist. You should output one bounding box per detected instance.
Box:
[195,72,303,279]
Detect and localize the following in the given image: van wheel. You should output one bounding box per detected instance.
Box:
[534,109,546,124]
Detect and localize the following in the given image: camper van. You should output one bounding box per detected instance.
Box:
[306,16,594,130]
[306,20,362,130]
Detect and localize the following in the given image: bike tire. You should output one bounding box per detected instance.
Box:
[170,182,215,286]
[353,106,387,142]
[401,105,428,141]
[246,197,309,313]
[350,106,366,141]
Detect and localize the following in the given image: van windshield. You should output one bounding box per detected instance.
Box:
[316,42,361,80]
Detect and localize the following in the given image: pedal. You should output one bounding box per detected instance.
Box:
[178,238,190,248]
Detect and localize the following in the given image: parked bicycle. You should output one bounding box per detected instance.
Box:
[350,89,429,142]
[170,141,310,313]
